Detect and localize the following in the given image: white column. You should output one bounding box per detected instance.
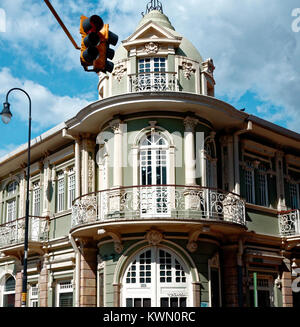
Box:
[18,170,26,217]
[74,138,81,198]
[184,117,198,186]
[110,119,123,188]
[81,135,96,194]
[42,159,51,216]
[234,134,241,194]
[275,151,286,210]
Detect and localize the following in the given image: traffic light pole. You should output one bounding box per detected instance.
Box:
[44,0,80,50]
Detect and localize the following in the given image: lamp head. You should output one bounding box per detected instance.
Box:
[1,102,12,124]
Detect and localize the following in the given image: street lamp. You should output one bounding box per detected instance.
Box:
[1,88,32,307]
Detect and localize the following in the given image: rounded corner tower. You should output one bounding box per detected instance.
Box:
[97,2,215,99]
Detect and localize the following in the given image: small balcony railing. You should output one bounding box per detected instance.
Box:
[128,71,177,92]
[0,216,49,248]
[71,185,246,228]
[278,209,300,236]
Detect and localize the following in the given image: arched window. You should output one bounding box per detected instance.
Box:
[122,247,191,307]
[3,276,15,307]
[138,130,170,216]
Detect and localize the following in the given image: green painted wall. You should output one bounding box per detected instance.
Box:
[246,209,279,236]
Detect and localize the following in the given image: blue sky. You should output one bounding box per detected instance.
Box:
[0,0,300,158]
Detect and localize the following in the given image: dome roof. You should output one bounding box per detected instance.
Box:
[114,10,203,63]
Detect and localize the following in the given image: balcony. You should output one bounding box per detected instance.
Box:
[0,216,49,254]
[128,72,177,93]
[278,209,300,237]
[71,185,246,231]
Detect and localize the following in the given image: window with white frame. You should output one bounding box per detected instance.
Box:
[68,168,76,209]
[56,280,73,307]
[32,181,41,216]
[139,131,169,216]
[57,171,65,212]
[29,284,39,307]
[138,57,167,91]
[6,199,16,222]
[245,162,255,204]
[5,181,18,222]
[7,181,17,196]
[123,247,191,307]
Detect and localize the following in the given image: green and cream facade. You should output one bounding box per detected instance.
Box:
[0,8,300,308]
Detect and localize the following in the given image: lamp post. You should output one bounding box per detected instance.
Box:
[1,88,32,307]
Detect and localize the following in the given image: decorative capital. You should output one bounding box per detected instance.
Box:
[184,116,198,132]
[201,58,215,76]
[112,63,127,82]
[146,229,163,245]
[182,61,195,80]
[109,119,123,134]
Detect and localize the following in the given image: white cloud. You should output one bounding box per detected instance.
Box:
[0,0,300,132]
[0,68,91,129]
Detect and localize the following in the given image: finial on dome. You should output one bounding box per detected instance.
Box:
[142,0,164,17]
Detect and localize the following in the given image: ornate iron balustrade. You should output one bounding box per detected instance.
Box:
[278,209,300,236]
[0,216,49,248]
[128,72,177,92]
[72,185,246,228]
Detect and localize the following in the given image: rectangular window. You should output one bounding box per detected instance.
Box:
[290,183,299,209]
[138,57,167,91]
[7,199,16,222]
[68,171,76,209]
[57,172,65,212]
[258,172,268,207]
[30,284,39,307]
[32,183,41,216]
[249,277,273,307]
[57,280,73,307]
[245,169,255,204]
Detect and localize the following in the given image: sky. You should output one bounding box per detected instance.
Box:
[0,0,300,159]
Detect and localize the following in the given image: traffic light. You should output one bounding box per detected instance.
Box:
[79,15,118,74]
[93,24,119,73]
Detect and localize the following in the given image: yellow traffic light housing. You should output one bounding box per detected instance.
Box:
[79,15,118,74]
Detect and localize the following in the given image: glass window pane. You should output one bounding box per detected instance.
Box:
[143,298,151,307]
[170,298,179,307]
[59,292,73,307]
[126,298,133,307]
[161,297,169,307]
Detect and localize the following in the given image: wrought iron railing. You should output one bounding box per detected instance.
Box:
[128,72,177,92]
[71,185,246,228]
[278,209,300,236]
[0,216,49,248]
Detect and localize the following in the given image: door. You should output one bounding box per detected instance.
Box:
[122,247,191,307]
[139,131,169,217]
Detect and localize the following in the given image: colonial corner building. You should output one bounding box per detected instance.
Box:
[0,3,300,308]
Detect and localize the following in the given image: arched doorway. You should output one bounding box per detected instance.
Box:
[121,246,192,307]
[2,275,16,307]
